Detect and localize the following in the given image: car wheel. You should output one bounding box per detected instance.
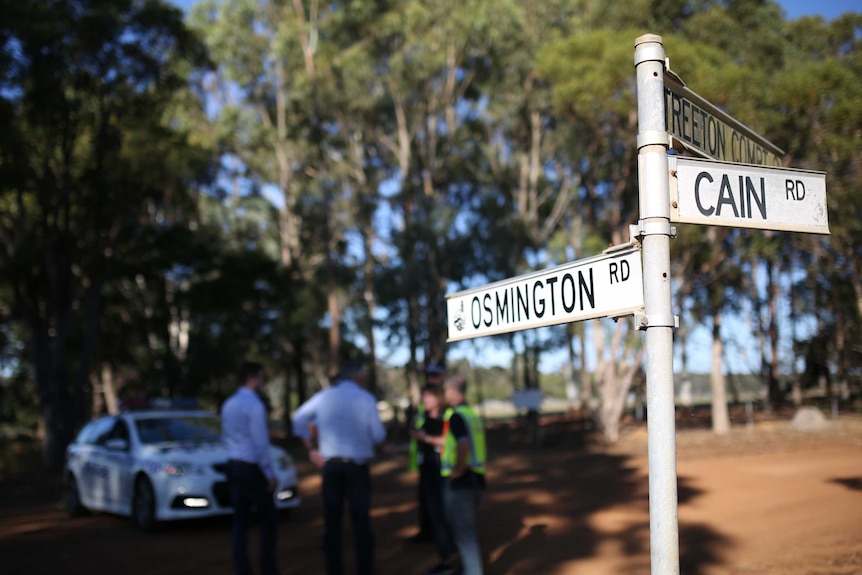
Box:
[66,474,88,518]
[133,476,158,532]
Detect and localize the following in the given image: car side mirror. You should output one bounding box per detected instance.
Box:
[105,438,129,451]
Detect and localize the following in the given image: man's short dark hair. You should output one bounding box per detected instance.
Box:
[238,361,264,386]
[334,359,367,384]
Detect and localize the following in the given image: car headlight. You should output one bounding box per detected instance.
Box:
[279,454,294,472]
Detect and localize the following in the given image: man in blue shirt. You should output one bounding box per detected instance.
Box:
[222,361,278,575]
[293,359,386,575]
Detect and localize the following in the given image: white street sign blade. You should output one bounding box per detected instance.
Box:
[664,71,784,167]
[446,248,644,342]
[670,155,829,235]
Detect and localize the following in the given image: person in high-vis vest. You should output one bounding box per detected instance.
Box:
[441,375,487,575]
[407,362,446,544]
[411,385,456,575]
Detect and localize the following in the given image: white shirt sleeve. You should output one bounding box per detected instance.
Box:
[292,391,321,439]
[368,396,386,446]
[250,399,275,479]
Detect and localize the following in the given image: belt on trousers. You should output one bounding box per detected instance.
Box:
[327,457,367,465]
[228,459,259,467]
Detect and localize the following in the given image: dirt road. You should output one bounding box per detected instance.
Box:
[2,417,860,575]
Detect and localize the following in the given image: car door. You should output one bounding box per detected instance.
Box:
[77,418,115,510]
[96,419,134,510]
[106,418,134,509]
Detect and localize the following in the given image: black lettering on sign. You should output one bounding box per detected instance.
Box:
[471,296,481,329]
[496,289,510,325]
[533,281,545,318]
[516,284,529,321]
[561,273,576,313]
[746,177,767,219]
[695,171,715,216]
[483,294,492,327]
[786,179,805,201]
[609,260,631,284]
[546,277,558,316]
[716,175,740,218]
[691,103,701,148]
[579,269,595,310]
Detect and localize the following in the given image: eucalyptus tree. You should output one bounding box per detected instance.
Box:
[761,13,862,404]
[190,0,354,409]
[363,0,526,400]
[537,27,649,441]
[0,0,209,467]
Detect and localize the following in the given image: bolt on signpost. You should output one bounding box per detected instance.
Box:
[634,34,680,575]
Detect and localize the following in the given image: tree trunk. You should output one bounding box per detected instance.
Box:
[597,322,644,443]
[766,259,782,410]
[710,312,731,434]
[101,363,119,415]
[566,323,581,410]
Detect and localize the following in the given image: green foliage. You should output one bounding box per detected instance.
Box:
[1,0,862,456]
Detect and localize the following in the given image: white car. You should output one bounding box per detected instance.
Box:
[64,407,300,531]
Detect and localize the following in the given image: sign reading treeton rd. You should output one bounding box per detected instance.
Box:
[664,72,784,167]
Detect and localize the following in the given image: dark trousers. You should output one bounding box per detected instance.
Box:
[322,460,374,575]
[228,461,278,575]
[419,464,454,560]
[417,480,431,534]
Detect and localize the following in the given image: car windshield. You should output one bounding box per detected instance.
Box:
[135,415,222,445]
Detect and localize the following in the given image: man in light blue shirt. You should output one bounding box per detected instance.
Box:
[293,359,386,575]
[222,361,278,575]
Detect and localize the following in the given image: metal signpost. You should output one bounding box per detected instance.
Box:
[638,34,829,575]
[670,156,829,234]
[443,31,829,575]
[446,247,643,342]
[635,34,680,575]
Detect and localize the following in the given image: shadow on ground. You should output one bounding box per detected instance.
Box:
[0,418,734,575]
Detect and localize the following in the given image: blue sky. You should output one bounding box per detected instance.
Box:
[779,0,859,20]
[172,0,860,20]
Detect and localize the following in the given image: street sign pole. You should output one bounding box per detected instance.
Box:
[635,34,680,575]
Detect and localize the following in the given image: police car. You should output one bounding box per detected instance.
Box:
[64,400,300,531]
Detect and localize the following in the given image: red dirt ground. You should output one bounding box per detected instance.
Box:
[1,416,861,575]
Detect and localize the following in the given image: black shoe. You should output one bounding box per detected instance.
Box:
[407,532,433,544]
[427,562,455,575]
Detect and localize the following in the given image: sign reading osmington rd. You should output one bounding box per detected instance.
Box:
[670,155,830,235]
[446,247,644,342]
[664,72,784,167]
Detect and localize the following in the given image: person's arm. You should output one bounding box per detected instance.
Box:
[292,393,326,468]
[415,431,445,448]
[249,400,276,485]
[453,440,471,478]
[291,392,320,439]
[448,413,471,478]
[369,396,387,446]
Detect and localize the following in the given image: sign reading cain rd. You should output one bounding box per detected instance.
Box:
[446,248,644,342]
[670,156,830,235]
[664,72,784,167]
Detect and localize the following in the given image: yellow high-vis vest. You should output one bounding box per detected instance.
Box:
[408,405,426,472]
[441,405,486,477]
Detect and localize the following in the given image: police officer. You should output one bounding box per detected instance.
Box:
[441,375,486,575]
[407,361,446,543]
[411,384,455,574]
